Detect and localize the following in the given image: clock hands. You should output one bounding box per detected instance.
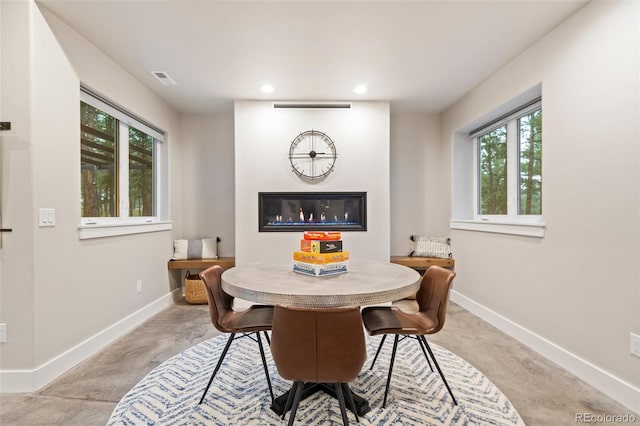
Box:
[289,152,331,159]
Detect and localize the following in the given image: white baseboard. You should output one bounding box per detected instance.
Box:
[0,290,178,393]
[450,290,640,415]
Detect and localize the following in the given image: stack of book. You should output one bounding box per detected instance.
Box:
[292,231,349,276]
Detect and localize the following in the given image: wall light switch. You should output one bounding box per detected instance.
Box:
[38,208,55,227]
[0,323,7,343]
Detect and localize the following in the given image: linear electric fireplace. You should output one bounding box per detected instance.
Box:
[259,192,367,232]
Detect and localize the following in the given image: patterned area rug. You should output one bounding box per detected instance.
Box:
[108,334,525,425]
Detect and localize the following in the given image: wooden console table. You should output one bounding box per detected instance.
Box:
[167,257,236,270]
[389,256,454,271]
[168,256,453,272]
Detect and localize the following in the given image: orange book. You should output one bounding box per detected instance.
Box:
[293,251,349,264]
[303,231,341,241]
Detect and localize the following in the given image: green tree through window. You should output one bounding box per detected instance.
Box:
[479,126,507,215]
[519,110,542,215]
[129,127,154,217]
[80,97,157,219]
[473,101,542,219]
[81,102,117,217]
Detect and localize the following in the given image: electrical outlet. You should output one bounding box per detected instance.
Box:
[136,280,143,294]
[630,332,640,358]
[0,323,7,343]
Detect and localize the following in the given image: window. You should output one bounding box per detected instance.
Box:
[128,127,155,217]
[518,109,542,215]
[478,125,508,215]
[79,87,170,238]
[80,102,118,217]
[451,89,544,237]
[473,100,542,221]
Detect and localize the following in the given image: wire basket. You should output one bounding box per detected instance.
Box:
[184,271,208,304]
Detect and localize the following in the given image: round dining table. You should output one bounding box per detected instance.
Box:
[221,258,421,308]
[220,258,421,416]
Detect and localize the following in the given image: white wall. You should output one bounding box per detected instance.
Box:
[390,113,446,255]
[179,113,235,256]
[441,0,639,411]
[180,110,439,259]
[0,0,37,370]
[0,1,182,388]
[234,101,390,264]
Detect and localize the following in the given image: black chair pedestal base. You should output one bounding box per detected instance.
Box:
[270,382,371,417]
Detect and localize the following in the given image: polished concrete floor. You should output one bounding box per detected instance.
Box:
[0,300,635,425]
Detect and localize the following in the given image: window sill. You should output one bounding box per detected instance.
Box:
[449,219,545,238]
[78,221,173,240]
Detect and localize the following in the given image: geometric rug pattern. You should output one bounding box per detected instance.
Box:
[108,334,525,425]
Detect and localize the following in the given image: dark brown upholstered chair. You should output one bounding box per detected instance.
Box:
[361,265,457,408]
[270,305,366,426]
[198,265,274,405]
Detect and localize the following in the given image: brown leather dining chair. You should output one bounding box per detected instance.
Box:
[198,265,274,405]
[270,305,366,426]
[360,265,457,408]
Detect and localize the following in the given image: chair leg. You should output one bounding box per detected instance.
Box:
[263,330,271,346]
[342,383,359,423]
[199,333,235,404]
[420,336,458,406]
[369,334,387,370]
[256,331,274,403]
[335,383,350,426]
[416,335,434,372]
[382,334,399,408]
[282,381,298,420]
[287,380,305,426]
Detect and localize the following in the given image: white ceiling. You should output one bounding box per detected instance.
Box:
[37,0,587,114]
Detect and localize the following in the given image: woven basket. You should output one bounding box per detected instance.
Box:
[184,271,208,304]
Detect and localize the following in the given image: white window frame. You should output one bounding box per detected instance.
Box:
[78,87,171,239]
[472,100,542,223]
[451,97,544,238]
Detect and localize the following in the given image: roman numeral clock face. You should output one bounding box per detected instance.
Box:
[288,130,337,180]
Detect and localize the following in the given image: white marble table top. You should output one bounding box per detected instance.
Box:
[221,259,421,307]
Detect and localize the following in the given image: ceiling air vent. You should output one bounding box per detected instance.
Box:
[273,103,351,109]
[150,71,177,86]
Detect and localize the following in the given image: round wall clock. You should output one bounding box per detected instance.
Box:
[288,130,337,180]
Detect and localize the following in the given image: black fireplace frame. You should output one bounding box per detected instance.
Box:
[258,191,367,232]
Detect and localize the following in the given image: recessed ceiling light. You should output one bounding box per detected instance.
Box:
[353,84,367,94]
[261,84,274,93]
